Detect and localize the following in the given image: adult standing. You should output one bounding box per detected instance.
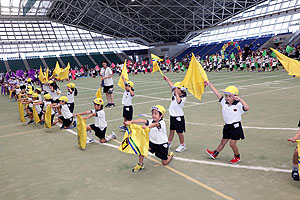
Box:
[100,60,115,107]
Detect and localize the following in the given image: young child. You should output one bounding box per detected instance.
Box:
[76,98,116,144]
[163,76,187,152]
[32,93,43,123]
[48,81,61,104]
[125,105,174,172]
[205,82,249,164]
[20,90,35,124]
[287,129,300,181]
[66,83,77,113]
[119,75,134,130]
[42,94,55,125]
[52,96,74,129]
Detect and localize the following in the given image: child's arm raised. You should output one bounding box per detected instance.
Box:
[163,75,174,89]
[205,81,222,100]
[288,129,300,143]
[235,96,250,111]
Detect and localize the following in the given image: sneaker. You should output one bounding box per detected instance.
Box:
[73,120,77,127]
[119,125,126,130]
[175,144,186,152]
[105,104,111,108]
[205,149,217,160]
[39,121,45,125]
[110,103,115,107]
[111,132,117,139]
[229,156,241,164]
[132,163,144,172]
[27,120,34,124]
[86,138,95,144]
[291,170,299,181]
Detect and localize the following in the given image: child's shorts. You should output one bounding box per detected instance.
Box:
[90,124,106,139]
[28,107,33,113]
[58,116,73,127]
[149,141,168,160]
[223,121,244,140]
[123,105,133,120]
[67,103,74,113]
[103,85,113,94]
[170,116,186,133]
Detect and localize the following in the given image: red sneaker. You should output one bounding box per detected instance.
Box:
[205,149,216,160]
[229,156,240,164]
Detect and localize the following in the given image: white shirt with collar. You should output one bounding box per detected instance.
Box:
[122,90,133,106]
[60,104,73,119]
[147,119,168,144]
[219,96,245,124]
[169,93,186,117]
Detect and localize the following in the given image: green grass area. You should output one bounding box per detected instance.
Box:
[1,70,300,200]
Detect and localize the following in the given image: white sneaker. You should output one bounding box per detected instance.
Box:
[86,138,95,144]
[175,144,186,152]
[111,132,117,139]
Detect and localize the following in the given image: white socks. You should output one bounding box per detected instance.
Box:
[86,130,94,140]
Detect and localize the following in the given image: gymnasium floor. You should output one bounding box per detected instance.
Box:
[1,70,300,200]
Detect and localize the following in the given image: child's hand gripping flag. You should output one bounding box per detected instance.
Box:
[118,59,128,90]
[77,115,87,150]
[180,53,208,101]
[271,48,300,77]
[151,54,164,77]
[119,124,150,156]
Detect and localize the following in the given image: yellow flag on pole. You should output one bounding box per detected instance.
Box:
[9,89,12,99]
[151,54,163,62]
[118,59,128,90]
[45,105,52,128]
[57,62,70,80]
[32,106,40,124]
[152,61,164,77]
[271,48,300,77]
[18,101,25,122]
[45,68,49,82]
[180,53,208,100]
[38,66,46,83]
[77,115,87,150]
[118,124,150,156]
[95,88,102,98]
[53,61,61,77]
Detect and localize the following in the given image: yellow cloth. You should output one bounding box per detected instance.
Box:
[180,53,208,100]
[95,88,102,98]
[297,140,300,169]
[53,61,61,77]
[152,61,164,77]
[32,106,40,124]
[118,59,128,90]
[38,66,46,83]
[45,105,52,128]
[57,62,70,80]
[45,68,49,82]
[9,90,12,99]
[118,124,150,156]
[77,115,87,150]
[151,54,163,62]
[271,48,300,77]
[18,101,25,122]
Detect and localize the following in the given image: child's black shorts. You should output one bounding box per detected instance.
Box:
[58,116,73,127]
[223,121,244,140]
[103,85,113,94]
[123,105,133,120]
[149,141,168,160]
[170,116,186,133]
[90,124,106,139]
[67,103,74,113]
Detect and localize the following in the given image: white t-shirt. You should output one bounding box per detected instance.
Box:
[67,91,75,103]
[49,89,61,101]
[147,119,168,144]
[44,101,55,115]
[60,104,73,119]
[122,90,133,106]
[220,97,245,124]
[169,95,186,117]
[100,67,113,86]
[33,100,42,114]
[28,97,33,108]
[92,109,107,130]
[16,88,21,95]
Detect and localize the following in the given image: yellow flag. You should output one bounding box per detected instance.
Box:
[57,62,70,80]
[18,101,25,122]
[118,124,150,157]
[38,66,46,83]
[271,48,300,77]
[53,61,61,76]
[151,54,163,62]
[45,68,49,82]
[118,59,128,90]
[77,115,87,150]
[32,106,40,124]
[180,53,208,100]
[95,88,102,98]
[45,105,52,128]
[152,61,164,77]
[9,89,12,99]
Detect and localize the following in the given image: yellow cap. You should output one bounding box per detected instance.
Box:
[224,86,239,95]
[27,78,32,82]
[48,80,54,84]
[67,83,76,88]
[32,93,39,98]
[152,105,166,115]
[58,96,68,103]
[27,86,32,90]
[44,94,51,100]
[93,98,104,105]
[27,91,33,95]
[36,88,42,92]
[126,81,134,88]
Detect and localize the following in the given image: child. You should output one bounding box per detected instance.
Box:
[32,93,43,122]
[76,98,116,144]
[48,81,61,104]
[20,90,35,124]
[52,96,74,129]
[287,129,300,181]
[205,82,249,164]
[35,88,42,101]
[163,76,187,152]
[42,94,55,125]
[66,83,77,113]
[125,105,174,172]
[119,75,134,130]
